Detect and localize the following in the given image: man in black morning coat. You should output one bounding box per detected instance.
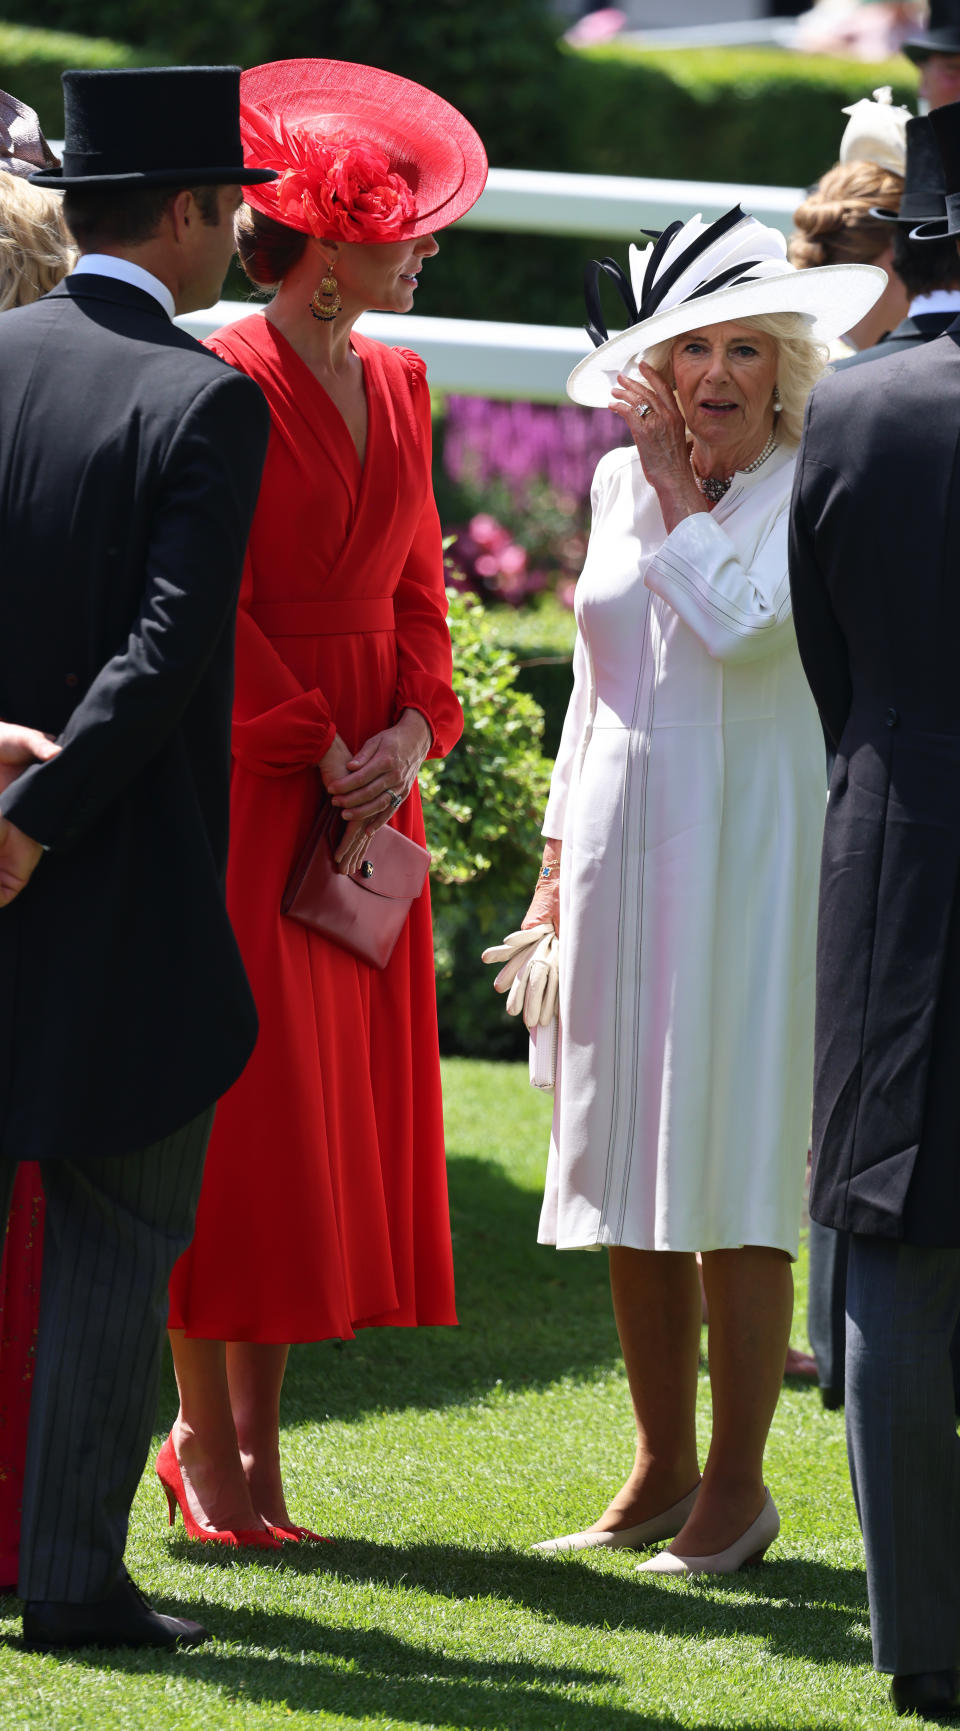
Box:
[805,112,960,1414]
[789,96,960,1723]
[0,67,276,1651]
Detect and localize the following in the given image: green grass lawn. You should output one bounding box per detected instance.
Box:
[0,1059,915,1729]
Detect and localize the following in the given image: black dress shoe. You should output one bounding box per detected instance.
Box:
[890,1670,960,1718]
[22,1572,210,1651]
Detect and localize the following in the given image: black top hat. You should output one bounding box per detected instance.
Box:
[911,98,960,236]
[903,0,960,63]
[29,67,278,188]
[872,115,946,224]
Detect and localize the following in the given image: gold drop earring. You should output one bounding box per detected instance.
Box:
[310,267,341,321]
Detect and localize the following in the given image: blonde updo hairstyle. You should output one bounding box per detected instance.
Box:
[645,311,829,449]
[788,159,902,270]
[0,173,74,311]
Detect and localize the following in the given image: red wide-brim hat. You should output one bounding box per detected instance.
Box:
[240,58,487,241]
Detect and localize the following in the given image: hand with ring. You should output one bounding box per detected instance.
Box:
[326,707,432,857]
[609,363,702,512]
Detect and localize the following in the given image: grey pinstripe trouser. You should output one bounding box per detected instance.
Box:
[0,1107,213,1603]
[847,1234,960,1675]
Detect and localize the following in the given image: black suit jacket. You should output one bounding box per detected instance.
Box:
[834,309,960,370]
[0,276,269,1161]
[789,323,960,1244]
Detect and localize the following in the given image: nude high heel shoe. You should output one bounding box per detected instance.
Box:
[531,1485,700,1554]
[635,1488,779,1576]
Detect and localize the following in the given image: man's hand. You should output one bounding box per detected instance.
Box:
[0,723,59,797]
[0,816,44,907]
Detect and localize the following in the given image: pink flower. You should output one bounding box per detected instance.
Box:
[498,544,528,577]
[468,513,511,553]
[241,106,416,242]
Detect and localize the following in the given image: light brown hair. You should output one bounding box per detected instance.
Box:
[788,159,902,270]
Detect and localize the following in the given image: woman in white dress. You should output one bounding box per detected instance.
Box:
[527,209,884,1575]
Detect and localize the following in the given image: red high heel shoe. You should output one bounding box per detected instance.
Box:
[268,1524,333,1544]
[155,1435,281,1549]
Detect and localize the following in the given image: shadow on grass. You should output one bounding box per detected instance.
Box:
[302,1540,873,1667]
[159,1154,630,1426]
[157,1536,870,1669]
[29,1592,883,1731]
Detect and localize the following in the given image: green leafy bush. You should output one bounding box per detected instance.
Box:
[5,0,566,171]
[422,590,555,1058]
[567,42,918,187]
[0,22,155,129]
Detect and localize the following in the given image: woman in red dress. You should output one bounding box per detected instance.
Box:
[164,59,487,1542]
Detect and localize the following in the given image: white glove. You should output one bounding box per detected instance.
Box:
[481,925,552,994]
[523,930,559,1030]
[481,924,558,1033]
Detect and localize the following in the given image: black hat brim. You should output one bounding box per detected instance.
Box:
[870,201,947,224]
[28,165,278,188]
[903,31,960,62]
[910,215,960,238]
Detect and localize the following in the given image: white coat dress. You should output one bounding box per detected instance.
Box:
[538,441,823,1257]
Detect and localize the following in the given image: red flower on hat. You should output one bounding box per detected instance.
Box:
[241,103,416,242]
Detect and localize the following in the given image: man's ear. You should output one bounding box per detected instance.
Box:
[167,188,197,244]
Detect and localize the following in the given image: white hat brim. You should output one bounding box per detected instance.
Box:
[566,262,888,407]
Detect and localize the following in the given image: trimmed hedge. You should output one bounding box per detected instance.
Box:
[568,42,918,187]
[2,26,921,326]
[0,22,156,132]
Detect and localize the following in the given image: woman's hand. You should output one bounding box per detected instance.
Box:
[521,841,561,935]
[321,710,432,875]
[318,733,368,876]
[610,365,706,532]
[328,710,431,822]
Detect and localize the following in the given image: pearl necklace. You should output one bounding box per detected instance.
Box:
[692,430,778,505]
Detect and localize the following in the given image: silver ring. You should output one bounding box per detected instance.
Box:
[635,403,652,420]
[388,790,403,810]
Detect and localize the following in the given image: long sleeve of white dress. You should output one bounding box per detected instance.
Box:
[645,504,794,664]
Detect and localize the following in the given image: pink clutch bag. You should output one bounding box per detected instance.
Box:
[282,795,430,970]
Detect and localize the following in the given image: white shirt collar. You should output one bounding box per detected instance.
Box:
[908,290,960,318]
[71,254,176,320]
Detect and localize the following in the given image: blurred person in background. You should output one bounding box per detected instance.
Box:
[841,111,960,359]
[525,209,883,1574]
[903,1,960,109]
[0,90,72,1594]
[795,1,924,59]
[790,159,908,354]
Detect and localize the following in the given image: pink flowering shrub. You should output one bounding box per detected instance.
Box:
[440,396,629,608]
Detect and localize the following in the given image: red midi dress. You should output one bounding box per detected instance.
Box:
[167,314,462,1343]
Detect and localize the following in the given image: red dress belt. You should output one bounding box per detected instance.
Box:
[250,598,395,636]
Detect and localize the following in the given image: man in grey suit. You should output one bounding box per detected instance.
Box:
[789,96,960,1722]
[0,67,276,1650]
